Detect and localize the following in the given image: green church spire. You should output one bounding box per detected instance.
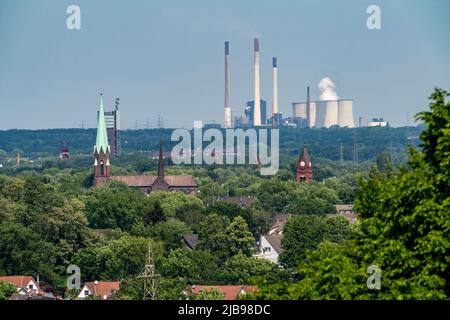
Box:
[94,93,110,154]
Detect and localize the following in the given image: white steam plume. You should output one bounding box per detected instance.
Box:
[318,77,339,101]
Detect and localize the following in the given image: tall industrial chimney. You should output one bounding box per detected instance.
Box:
[306,86,311,127]
[253,38,261,126]
[272,57,278,116]
[224,41,232,128]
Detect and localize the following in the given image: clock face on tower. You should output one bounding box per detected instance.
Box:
[300,161,305,167]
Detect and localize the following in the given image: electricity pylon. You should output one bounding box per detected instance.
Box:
[137,241,159,300]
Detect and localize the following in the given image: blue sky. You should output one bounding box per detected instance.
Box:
[0,0,449,129]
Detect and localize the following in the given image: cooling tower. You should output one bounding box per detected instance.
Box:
[309,102,316,127]
[292,103,308,119]
[337,100,355,128]
[292,102,316,127]
[315,100,338,128]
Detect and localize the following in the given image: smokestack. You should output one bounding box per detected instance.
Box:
[253,38,261,126]
[224,41,232,128]
[272,57,278,116]
[306,86,311,127]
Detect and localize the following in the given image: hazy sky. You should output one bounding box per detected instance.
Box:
[0,0,449,129]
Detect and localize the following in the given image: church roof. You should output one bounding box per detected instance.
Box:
[299,145,311,163]
[164,175,197,187]
[94,94,110,154]
[109,175,157,187]
[109,175,197,187]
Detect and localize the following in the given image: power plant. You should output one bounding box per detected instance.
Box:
[223,39,355,129]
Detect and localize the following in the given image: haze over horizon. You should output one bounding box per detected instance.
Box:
[0,0,449,130]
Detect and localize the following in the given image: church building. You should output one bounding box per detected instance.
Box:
[93,94,197,194]
[296,145,313,182]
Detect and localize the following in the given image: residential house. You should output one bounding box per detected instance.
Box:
[254,214,290,264]
[77,281,120,300]
[182,234,199,250]
[189,285,258,300]
[334,204,358,224]
[0,275,41,295]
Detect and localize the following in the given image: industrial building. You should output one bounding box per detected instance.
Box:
[367,118,388,127]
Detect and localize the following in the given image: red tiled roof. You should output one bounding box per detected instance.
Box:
[191,285,258,300]
[84,281,120,299]
[0,276,38,289]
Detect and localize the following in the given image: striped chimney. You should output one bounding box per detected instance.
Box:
[224,41,232,128]
[253,38,261,126]
[272,57,278,115]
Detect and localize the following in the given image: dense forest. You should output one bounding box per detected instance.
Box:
[0,88,448,300]
[0,125,422,163]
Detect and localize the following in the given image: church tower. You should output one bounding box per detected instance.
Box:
[151,140,169,192]
[93,94,111,187]
[296,145,313,182]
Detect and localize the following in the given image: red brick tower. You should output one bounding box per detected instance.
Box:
[296,145,313,182]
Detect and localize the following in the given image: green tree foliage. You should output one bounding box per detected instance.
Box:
[0,280,16,300]
[72,237,163,281]
[194,288,225,300]
[255,242,367,300]
[84,182,145,230]
[286,182,339,215]
[226,216,255,257]
[197,214,255,262]
[160,248,196,278]
[0,175,91,282]
[220,254,288,284]
[259,88,450,299]
[205,201,269,238]
[147,219,192,251]
[0,223,58,281]
[158,277,189,300]
[142,201,166,226]
[256,178,295,212]
[376,152,394,175]
[197,214,230,262]
[146,191,203,218]
[279,215,352,268]
[134,159,153,173]
[159,248,220,283]
[198,180,226,205]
